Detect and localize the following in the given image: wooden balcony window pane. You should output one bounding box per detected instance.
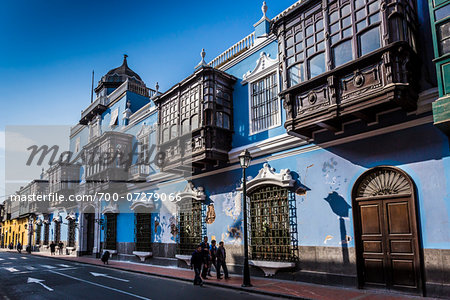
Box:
[369,13,380,25]
[289,64,304,87]
[355,0,365,10]
[342,16,352,28]
[333,40,353,67]
[331,33,340,44]
[307,46,315,56]
[316,31,324,42]
[306,36,314,47]
[296,52,304,61]
[287,47,295,57]
[317,41,325,51]
[306,25,314,36]
[356,20,367,32]
[315,20,324,31]
[341,4,351,16]
[356,8,367,21]
[368,1,380,14]
[295,31,303,42]
[343,27,353,38]
[330,22,340,34]
[309,52,326,78]
[359,26,381,56]
[295,42,304,52]
[329,11,339,24]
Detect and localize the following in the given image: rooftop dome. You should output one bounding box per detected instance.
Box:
[105,54,142,81]
[95,54,145,93]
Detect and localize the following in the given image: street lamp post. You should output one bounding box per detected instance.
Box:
[239,149,252,287]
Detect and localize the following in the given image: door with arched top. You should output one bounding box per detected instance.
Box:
[352,166,423,294]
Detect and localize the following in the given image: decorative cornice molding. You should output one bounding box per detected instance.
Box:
[174,182,206,203]
[238,163,295,193]
[102,202,119,214]
[242,52,278,84]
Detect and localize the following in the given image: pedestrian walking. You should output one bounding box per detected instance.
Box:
[58,241,64,255]
[16,242,22,254]
[50,241,56,255]
[209,239,218,277]
[8,242,13,250]
[200,236,210,279]
[216,241,230,279]
[190,244,204,286]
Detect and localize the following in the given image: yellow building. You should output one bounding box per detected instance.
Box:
[2,217,30,248]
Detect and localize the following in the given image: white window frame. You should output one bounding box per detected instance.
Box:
[242,52,281,136]
[110,108,119,127]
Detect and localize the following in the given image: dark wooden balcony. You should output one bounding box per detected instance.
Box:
[84,131,133,193]
[154,66,236,173]
[273,0,419,140]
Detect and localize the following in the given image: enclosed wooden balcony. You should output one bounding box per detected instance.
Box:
[154,66,236,173]
[273,0,420,140]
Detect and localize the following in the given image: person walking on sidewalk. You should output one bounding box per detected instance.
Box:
[200,236,210,279]
[58,241,64,255]
[209,240,218,277]
[50,241,56,255]
[190,244,204,286]
[16,242,22,254]
[216,241,230,279]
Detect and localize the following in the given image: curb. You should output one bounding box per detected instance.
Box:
[26,252,309,300]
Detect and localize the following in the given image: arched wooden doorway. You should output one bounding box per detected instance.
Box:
[352,166,423,294]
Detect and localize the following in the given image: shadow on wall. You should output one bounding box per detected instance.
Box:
[324,191,351,265]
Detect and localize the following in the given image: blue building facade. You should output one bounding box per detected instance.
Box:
[10,1,449,298]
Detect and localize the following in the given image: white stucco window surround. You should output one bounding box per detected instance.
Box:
[249,260,296,277]
[102,202,120,214]
[238,163,297,277]
[242,52,281,135]
[237,163,295,193]
[171,181,206,204]
[132,251,152,262]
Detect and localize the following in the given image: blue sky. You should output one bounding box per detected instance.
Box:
[0,0,297,200]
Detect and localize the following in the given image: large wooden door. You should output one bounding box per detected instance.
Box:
[353,167,422,294]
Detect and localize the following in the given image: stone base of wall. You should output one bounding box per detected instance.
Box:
[423,248,450,298]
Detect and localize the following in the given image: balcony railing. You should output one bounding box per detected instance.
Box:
[208,32,255,68]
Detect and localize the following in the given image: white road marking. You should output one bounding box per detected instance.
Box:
[41,265,56,269]
[50,270,151,300]
[90,272,130,282]
[57,264,71,268]
[0,258,4,261]
[25,266,36,270]
[9,257,17,260]
[27,277,53,292]
[20,257,27,260]
[4,267,19,272]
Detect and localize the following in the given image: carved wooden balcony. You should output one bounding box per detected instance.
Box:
[154,66,236,173]
[84,131,133,193]
[273,0,419,140]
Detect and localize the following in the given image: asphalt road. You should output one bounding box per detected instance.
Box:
[0,252,278,300]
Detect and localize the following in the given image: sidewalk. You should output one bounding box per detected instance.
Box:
[3,249,428,300]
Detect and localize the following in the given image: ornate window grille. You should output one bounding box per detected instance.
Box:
[35,224,42,245]
[54,221,61,243]
[249,185,298,261]
[43,223,49,245]
[68,219,76,247]
[105,213,117,250]
[135,213,152,252]
[177,199,204,255]
[250,73,279,134]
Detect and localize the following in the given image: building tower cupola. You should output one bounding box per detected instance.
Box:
[94,54,146,96]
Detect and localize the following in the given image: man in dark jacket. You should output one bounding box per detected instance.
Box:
[216,241,230,279]
[190,244,204,286]
[209,240,217,277]
[200,236,210,279]
[49,241,56,255]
